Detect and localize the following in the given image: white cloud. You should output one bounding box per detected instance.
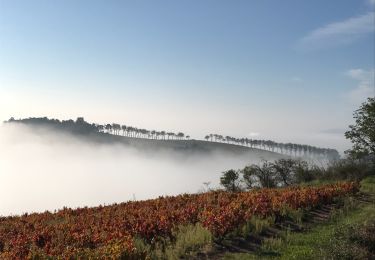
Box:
[298,12,374,50]
[248,132,260,137]
[368,0,375,6]
[346,68,374,103]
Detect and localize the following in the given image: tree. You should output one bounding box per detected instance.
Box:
[241,166,256,189]
[97,125,104,132]
[293,160,312,183]
[177,132,184,140]
[345,97,375,159]
[121,125,127,136]
[112,123,121,135]
[105,124,112,134]
[241,161,277,188]
[272,159,298,186]
[220,169,240,192]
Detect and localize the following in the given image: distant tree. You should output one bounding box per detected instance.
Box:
[105,124,112,134]
[121,125,127,136]
[345,97,375,159]
[97,124,104,132]
[133,127,139,137]
[220,169,240,192]
[177,132,184,140]
[145,130,151,138]
[205,135,210,141]
[112,123,121,135]
[76,117,85,124]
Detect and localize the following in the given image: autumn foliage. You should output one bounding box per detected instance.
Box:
[0,182,358,259]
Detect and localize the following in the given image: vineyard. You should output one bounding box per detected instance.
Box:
[0,182,358,259]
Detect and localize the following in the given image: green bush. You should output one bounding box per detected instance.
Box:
[324,159,373,181]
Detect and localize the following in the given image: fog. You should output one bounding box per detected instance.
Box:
[0,124,267,216]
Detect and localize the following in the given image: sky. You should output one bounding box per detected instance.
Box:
[0,0,374,153]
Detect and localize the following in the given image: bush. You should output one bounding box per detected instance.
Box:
[326,220,375,259]
[324,159,373,181]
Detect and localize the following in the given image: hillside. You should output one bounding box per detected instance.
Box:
[5,117,287,160]
[88,134,286,159]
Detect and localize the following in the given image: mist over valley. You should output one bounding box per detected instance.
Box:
[0,121,282,216]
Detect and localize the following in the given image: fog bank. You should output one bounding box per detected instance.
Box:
[0,124,269,216]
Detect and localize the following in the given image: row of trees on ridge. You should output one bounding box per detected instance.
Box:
[6,117,190,140]
[204,133,339,161]
[6,116,338,160]
[98,123,189,140]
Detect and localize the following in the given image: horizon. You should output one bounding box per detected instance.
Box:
[1,0,375,153]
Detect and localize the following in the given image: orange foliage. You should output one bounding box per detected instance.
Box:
[0,181,358,259]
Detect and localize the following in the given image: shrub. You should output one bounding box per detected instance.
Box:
[326,220,375,260]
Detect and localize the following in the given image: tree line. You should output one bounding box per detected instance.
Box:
[98,123,189,140]
[204,133,339,161]
[5,117,190,140]
[220,159,309,192]
[220,157,373,192]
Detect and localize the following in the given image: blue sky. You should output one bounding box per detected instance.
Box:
[0,0,374,152]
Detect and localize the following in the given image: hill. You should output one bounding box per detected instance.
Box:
[4,117,287,160]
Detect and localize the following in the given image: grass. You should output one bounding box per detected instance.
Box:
[133,223,213,260]
[238,216,275,237]
[361,175,375,193]
[276,204,375,259]
[223,175,375,259]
